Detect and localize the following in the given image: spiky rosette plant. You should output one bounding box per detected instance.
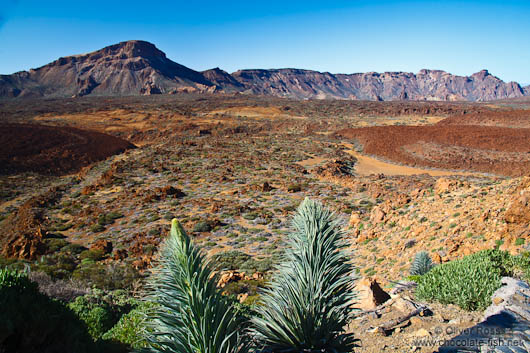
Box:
[140,219,246,353]
[250,198,358,353]
[410,251,434,276]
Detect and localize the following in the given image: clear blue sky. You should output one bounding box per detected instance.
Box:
[1,0,529,84]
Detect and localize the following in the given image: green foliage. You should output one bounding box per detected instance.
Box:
[250,198,358,353]
[415,249,530,311]
[142,219,246,353]
[34,252,78,279]
[79,248,106,261]
[68,289,140,341]
[0,267,96,353]
[102,302,153,349]
[410,251,434,276]
[68,296,115,339]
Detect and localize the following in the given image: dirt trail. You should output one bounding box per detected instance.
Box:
[341,143,477,177]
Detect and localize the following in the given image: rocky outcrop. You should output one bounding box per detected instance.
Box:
[438,277,530,352]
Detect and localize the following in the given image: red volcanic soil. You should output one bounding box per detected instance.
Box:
[0,123,135,175]
[335,125,530,176]
[438,109,530,128]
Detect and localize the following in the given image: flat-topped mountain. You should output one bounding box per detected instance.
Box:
[0,40,214,98]
[1,40,528,101]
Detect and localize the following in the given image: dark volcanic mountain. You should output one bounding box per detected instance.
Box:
[0,40,215,98]
[201,67,244,93]
[1,40,528,101]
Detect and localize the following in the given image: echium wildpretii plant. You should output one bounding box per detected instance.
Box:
[250,198,359,353]
[139,219,247,353]
[410,251,434,276]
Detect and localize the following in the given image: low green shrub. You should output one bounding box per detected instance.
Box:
[192,220,212,232]
[102,302,153,349]
[68,296,115,340]
[416,249,530,311]
[68,289,140,341]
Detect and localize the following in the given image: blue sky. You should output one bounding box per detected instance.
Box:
[1,0,529,84]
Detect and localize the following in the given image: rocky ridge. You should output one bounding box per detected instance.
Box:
[1,40,528,101]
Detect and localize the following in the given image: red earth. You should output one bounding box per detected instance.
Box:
[0,123,135,175]
[335,124,530,177]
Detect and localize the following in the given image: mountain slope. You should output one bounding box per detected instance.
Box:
[0,40,215,98]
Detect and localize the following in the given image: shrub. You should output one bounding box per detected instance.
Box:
[410,251,434,276]
[72,262,140,290]
[415,249,528,311]
[80,249,106,261]
[141,219,246,353]
[193,220,213,232]
[68,289,140,341]
[68,295,115,340]
[251,198,358,353]
[102,302,153,349]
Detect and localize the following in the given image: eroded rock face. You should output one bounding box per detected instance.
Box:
[231,68,527,101]
[355,277,391,310]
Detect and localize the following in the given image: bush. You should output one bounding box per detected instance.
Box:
[72,261,141,290]
[79,248,106,261]
[212,250,251,270]
[212,250,276,275]
[68,289,139,341]
[0,267,96,353]
[68,296,115,340]
[415,249,530,311]
[102,302,153,349]
[193,220,213,232]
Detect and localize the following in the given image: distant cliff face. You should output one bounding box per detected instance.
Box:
[231,68,526,101]
[0,40,528,101]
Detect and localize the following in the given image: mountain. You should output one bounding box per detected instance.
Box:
[0,40,215,98]
[1,40,528,101]
[201,67,244,92]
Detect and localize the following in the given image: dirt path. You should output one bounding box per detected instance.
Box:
[341,143,477,177]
